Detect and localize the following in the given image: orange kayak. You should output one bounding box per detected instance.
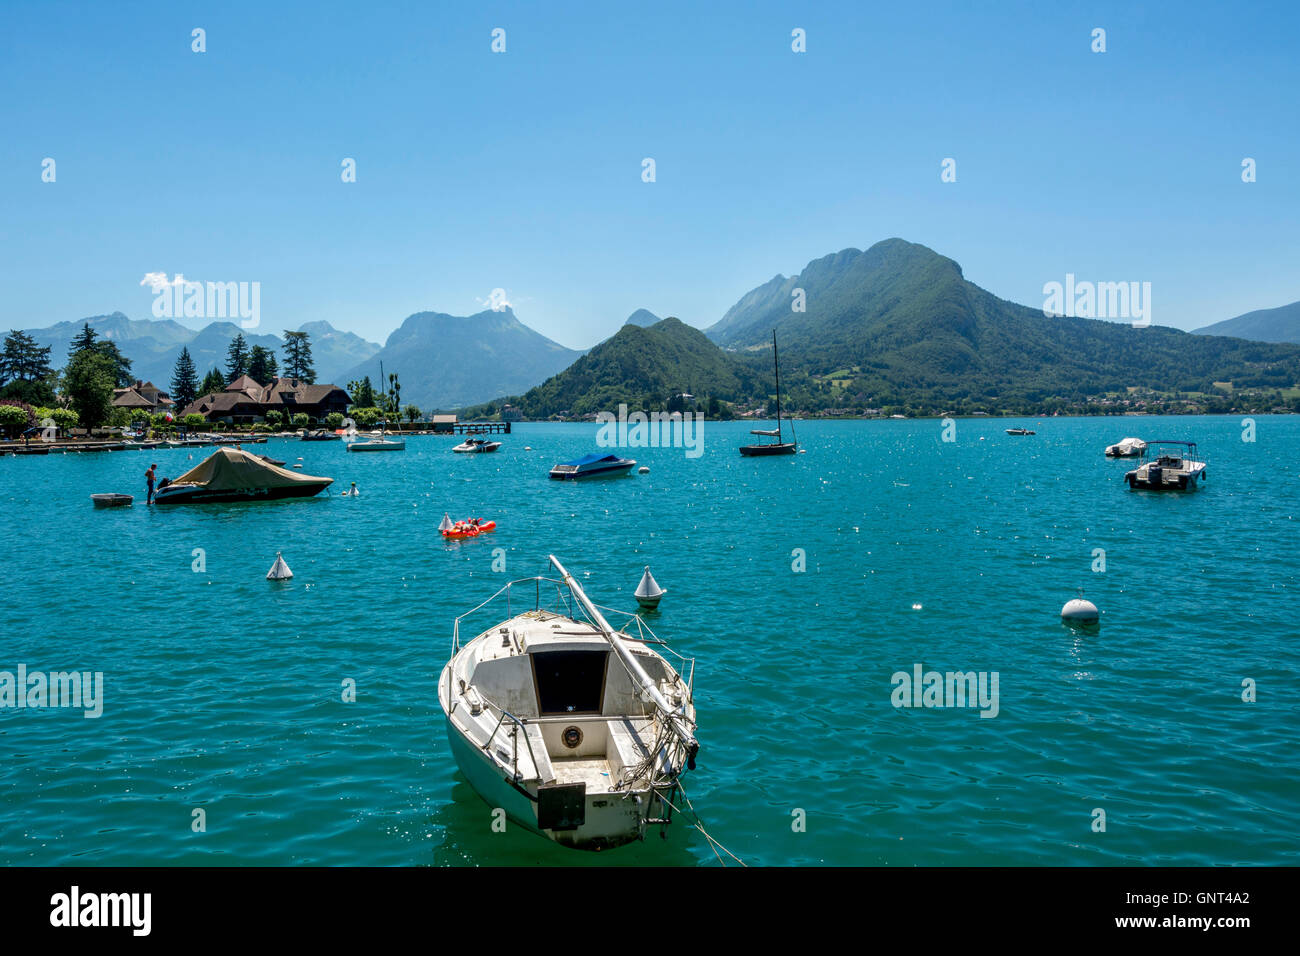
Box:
[442,520,496,538]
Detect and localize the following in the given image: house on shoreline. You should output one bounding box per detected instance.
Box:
[180,375,351,424]
[112,380,175,416]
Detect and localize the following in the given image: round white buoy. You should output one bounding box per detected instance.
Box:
[638,466,649,474]
[267,552,293,580]
[525,446,532,451]
[1061,598,1099,623]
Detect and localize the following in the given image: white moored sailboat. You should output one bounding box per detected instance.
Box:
[438,556,699,850]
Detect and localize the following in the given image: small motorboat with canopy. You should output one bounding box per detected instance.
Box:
[152,447,333,504]
[1124,440,1206,491]
[439,556,699,850]
[548,453,637,480]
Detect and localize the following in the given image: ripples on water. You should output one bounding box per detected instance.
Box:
[0,417,1296,866]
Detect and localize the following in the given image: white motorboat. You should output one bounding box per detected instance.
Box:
[1105,437,1147,457]
[1124,440,1206,491]
[453,437,502,453]
[347,437,405,451]
[348,419,405,451]
[438,556,699,850]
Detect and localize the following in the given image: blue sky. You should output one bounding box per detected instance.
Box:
[2,0,1297,349]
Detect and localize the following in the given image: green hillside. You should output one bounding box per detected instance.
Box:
[466,317,749,418]
[709,239,1300,411]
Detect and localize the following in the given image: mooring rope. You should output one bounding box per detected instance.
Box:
[664,780,747,867]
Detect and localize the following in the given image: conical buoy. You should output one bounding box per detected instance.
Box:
[267,552,293,580]
[439,512,454,533]
[634,566,666,610]
[1061,597,1099,624]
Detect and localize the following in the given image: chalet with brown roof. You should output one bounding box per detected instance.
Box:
[180,375,351,424]
[112,380,175,414]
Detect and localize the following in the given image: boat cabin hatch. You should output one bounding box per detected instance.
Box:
[531,649,610,715]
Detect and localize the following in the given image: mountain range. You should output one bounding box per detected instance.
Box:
[16,239,1300,416]
[338,308,582,410]
[468,239,1300,417]
[1194,301,1300,344]
[701,240,1300,403]
[20,313,379,392]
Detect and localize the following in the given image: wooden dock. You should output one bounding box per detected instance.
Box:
[450,421,511,435]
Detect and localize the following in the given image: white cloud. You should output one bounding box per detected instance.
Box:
[140,271,192,292]
[475,287,513,312]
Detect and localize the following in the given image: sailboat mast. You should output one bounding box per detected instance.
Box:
[773,330,782,440]
[549,555,697,757]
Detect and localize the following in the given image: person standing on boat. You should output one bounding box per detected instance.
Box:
[145,463,157,505]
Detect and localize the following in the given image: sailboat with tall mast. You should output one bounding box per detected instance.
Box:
[439,555,699,849]
[739,330,798,456]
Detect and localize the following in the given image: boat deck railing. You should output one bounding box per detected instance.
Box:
[450,575,694,692]
[478,697,685,788]
[483,708,542,783]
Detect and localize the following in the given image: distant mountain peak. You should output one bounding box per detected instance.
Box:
[624,309,661,327]
[340,306,582,409]
[1194,300,1300,344]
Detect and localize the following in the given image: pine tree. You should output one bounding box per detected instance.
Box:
[247,345,278,384]
[352,376,375,407]
[225,334,250,381]
[67,322,97,360]
[63,322,132,387]
[170,346,199,410]
[0,330,56,405]
[1,330,52,383]
[63,350,116,429]
[91,339,134,388]
[282,330,315,383]
[201,368,226,395]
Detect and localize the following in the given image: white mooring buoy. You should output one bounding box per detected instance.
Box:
[638,466,649,474]
[634,566,666,610]
[1061,597,1099,624]
[439,512,454,533]
[267,552,293,581]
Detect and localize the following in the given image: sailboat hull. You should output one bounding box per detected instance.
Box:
[739,442,797,456]
[444,714,650,850]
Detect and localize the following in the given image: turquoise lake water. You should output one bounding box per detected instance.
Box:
[1,416,1297,866]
